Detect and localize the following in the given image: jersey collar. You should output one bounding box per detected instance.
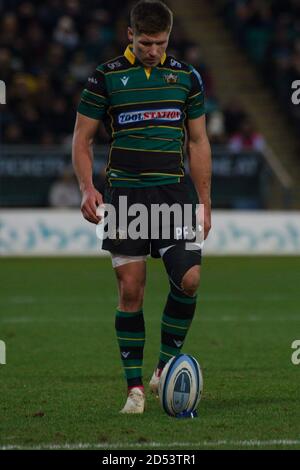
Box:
[124,45,167,66]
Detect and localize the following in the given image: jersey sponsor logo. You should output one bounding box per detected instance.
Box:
[118,108,182,125]
[107,60,122,70]
[170,58,182,69]
[121,76,130,86]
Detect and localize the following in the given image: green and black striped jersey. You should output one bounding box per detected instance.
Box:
[78,45,205,188]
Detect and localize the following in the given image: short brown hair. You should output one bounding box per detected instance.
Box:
[130,0,173,35]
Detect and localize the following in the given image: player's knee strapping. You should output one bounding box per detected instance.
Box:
[161,244,202,292]
[157,245,201,369]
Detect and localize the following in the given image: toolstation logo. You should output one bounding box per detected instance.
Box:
[118,108,182,125]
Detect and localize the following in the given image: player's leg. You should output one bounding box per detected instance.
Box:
[150,245,201,394]
[102,185,150,411]
[113,255,147,413]
[149,180,203,393]
[181,264,200,297]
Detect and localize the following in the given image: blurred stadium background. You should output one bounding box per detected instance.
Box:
[1,0,300,257]
[1,0,300,451]
[1,0,300,203]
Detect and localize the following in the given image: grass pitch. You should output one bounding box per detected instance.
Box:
[0,256,299,450]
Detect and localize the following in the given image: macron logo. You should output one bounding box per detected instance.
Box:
[122,352,130,359]
[121,76,130,86]
[118,108,182,125]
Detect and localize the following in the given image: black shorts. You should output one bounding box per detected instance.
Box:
[102,180,200,258]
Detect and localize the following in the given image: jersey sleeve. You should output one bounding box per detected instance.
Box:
[187,67,206,120]
[77,67,109,120]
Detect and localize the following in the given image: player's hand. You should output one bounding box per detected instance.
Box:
[203,203,211,240]
[196,202,211,241]
[81,186,103,224]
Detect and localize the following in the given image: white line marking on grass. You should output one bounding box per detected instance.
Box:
[1,440,300,450]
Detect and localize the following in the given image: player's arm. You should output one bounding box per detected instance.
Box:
[187,115,212,240]
[72,113,102,224]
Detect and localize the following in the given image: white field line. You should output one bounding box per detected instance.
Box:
[1,439,300,450]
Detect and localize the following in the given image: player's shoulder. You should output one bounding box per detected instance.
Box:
[163,56,192,73]
[97,55,131,74]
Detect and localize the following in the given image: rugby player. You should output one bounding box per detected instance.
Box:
[72,0,212,413]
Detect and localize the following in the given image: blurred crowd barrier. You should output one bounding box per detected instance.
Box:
[1,209,300,256]
[0,144,279,209]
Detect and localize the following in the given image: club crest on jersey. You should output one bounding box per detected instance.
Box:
[118,108,182,125]
[164,73,178,84]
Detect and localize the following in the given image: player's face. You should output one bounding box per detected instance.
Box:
[128,28,170,67]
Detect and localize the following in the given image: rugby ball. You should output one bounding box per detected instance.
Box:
[158,354,203,417]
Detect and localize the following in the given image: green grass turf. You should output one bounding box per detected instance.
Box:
[0,256,300,450]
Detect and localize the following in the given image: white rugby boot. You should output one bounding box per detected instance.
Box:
[149,368,162,396]
[120,387,145,414]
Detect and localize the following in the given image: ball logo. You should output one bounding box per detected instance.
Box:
[173,370,191,413]
[118,108,182,125]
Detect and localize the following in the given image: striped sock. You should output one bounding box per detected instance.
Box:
[158,285,197,369]
[115,309,145,388]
